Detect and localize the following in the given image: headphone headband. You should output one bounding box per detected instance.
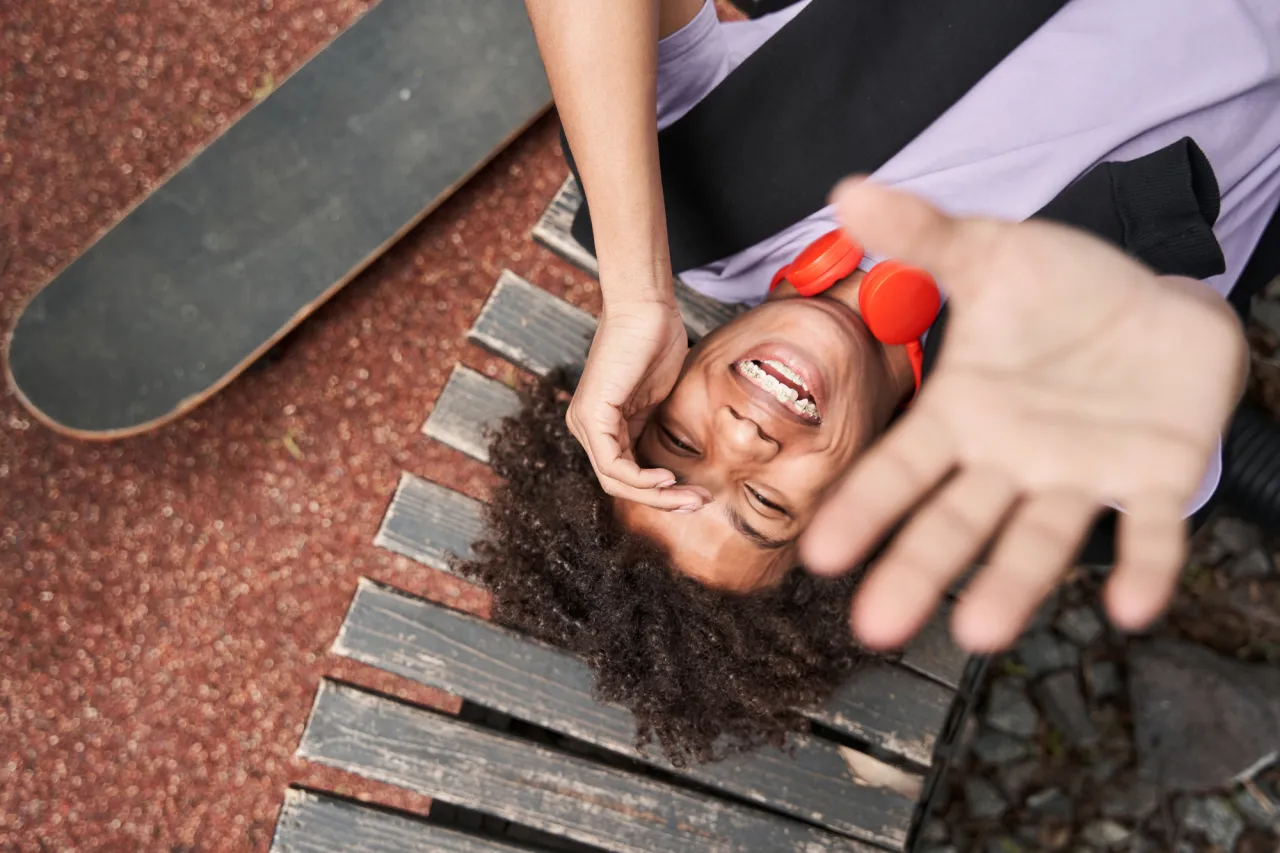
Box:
[770,229,942,396]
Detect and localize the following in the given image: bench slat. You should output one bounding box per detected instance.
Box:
[335,579,914,849]
[300,682,877,853]
[372,474,951,768]
[530,178,599,278]
[422,365,522,464]
[372,473,483,573]
[531,177,744,339]
[811,670,951,769]
[468,271,596,379]
[897,602,967,691]
[272,790,530,853]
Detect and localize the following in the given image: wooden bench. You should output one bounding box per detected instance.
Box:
[272,179,985,853]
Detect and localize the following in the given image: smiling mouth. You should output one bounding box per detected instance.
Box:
[733,359,821,422]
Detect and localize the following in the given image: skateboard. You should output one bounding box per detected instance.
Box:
[5,0,551,439]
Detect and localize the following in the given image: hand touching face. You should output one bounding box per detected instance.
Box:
[618,295,907,590]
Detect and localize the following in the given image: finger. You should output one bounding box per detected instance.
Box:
[802,408,955,575]
[597,423,709,507]
[567,409,708,509]
[589,445,708,509]
[1105,498,1188,632]
[568,408,680,492]
[951,491,1098,652]
[593,440,681,491]
[849,467,1019,650]
[598,475,710,510]
[829,179,999,291]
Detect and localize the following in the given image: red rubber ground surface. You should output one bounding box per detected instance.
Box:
[1,1,607,848]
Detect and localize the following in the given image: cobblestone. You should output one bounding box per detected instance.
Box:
[1056,606,1105,646]
[985,677,1041,738]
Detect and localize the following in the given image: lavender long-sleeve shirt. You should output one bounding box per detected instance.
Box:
[656,0,1280,515]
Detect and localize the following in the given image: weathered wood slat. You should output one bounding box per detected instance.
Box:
[369,478,950,767]
[811,668,951,770]
[372,473,483,573]
[422,365,522,463]
[272,789,531,853]
[530,178,599,278]
[531,177,744,339]
[335,579,915,849]
[468,271,596,379]
[300,681,878,853]
[898,601,967,691]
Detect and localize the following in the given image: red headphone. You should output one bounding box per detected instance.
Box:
[770,229,941,393]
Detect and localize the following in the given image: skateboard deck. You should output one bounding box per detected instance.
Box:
[6,0,551,438]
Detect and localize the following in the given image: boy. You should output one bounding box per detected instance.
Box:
[529,0,1280,651]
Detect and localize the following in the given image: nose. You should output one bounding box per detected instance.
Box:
[714,406,779,463]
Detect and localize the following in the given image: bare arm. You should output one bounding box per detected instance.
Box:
[521,0,710,511]
[524,0,673,307]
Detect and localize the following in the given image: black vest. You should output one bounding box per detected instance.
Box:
[567,0,1074,266]
[560,0,1244,276]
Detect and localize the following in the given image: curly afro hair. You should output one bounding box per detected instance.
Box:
[454,374,875,766]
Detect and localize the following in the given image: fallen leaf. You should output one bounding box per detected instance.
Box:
[252,72,276,102]
[838,745,923,801]
[282,430,304,461]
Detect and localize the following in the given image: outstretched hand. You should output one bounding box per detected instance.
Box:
[802,180,1248,652]
[566,296,709,510]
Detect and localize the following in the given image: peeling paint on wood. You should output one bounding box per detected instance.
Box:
[333,579,913,849]
[299,682,878,853]
[812,668,952,770]
[530,177,600,278]
[422,364,521,463]
[468,271,597,379]
[369,477,952,771]
[271,790,529,853]
[371,473,483,572]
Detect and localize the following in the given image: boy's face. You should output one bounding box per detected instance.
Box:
[616,293,904,591]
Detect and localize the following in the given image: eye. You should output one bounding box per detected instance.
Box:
[746,485,788,516]
[661,425,698,455]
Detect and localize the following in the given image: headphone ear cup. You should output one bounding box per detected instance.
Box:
[782,229,865,297]
[858,260,942,345]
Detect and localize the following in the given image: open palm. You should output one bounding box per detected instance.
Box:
[802,181,1248,652]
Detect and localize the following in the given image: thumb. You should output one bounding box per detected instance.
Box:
[830,179,996,293]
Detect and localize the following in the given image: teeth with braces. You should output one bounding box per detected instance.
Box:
[735,360,820,420]
[762,359,806,387]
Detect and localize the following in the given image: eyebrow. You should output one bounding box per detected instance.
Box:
[725,505,796,551]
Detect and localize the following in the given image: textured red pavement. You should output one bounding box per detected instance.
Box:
[0,1,605,849]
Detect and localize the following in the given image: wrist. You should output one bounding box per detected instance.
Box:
[591,181,673,307]
[599,262,677,310]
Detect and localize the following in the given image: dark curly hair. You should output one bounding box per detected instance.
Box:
[454,374,875,766]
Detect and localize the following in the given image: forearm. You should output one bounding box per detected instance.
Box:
[525,0,673,306]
